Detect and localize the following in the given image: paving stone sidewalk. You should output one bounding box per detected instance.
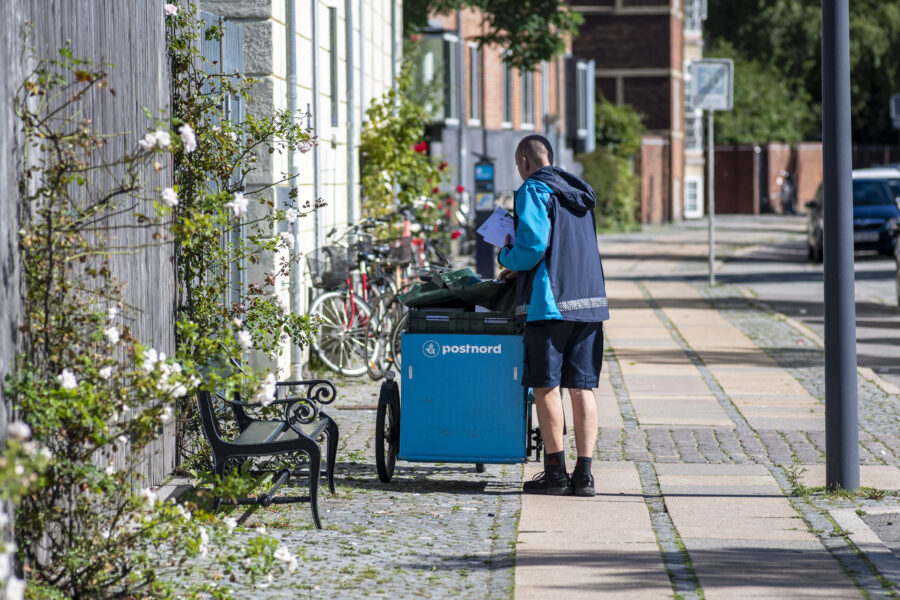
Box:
[174,217,900,599]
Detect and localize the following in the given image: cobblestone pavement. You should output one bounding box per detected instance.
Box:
[201,375,523,599]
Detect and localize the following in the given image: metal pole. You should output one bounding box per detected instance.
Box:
[707,110,715,286]
[822,0,859,492]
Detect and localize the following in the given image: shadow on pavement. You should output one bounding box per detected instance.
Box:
[334,462,518,496]
[509,547,853,593]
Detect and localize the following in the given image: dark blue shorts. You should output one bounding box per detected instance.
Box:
[522,320,604,389]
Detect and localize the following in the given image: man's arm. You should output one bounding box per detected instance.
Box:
[498,181,550,271]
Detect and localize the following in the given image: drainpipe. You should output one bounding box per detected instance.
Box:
[359,0,366,125]
[346,0,356,224]
[391,0,399,89]
[456,10,465,203]
[311,0,323,248]
[286,0,303,379]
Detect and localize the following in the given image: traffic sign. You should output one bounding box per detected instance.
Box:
[690,59,734,112]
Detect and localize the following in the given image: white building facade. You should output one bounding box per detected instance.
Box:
[202,0,401,376]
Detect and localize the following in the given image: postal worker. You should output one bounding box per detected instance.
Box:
[498,134,609,496]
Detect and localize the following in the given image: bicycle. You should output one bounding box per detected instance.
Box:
[364,264,454,380]
[307,219,392,377]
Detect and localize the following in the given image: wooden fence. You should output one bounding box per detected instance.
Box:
[1,1,176,485]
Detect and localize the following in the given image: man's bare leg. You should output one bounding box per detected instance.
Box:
[532,386,565,453]
[568,388,598,457]
[523,385,569,494]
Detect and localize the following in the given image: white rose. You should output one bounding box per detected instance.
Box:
[7,421,31,442]
[224,192,248,218]
[164,3,178,16]
[236,330,253,351]
[58,368,78,390]
[161,187,179,208]
[104,325,120,345]
[179,123,197,153]
[138,133,157,150]
[154,129,172,148]
[98,366,113,380]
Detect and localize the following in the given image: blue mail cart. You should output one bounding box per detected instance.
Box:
[375,311,543,482]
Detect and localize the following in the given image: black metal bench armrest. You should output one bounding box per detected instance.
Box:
[275,380,337,407]
[215,378,336,436]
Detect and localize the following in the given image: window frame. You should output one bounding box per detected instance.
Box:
[501,52,512,128]
[328,6,339,128]
[467,41,481,126]
[521,68,534,129]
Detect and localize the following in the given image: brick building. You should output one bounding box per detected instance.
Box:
[572,0,707,223]
[418,9,596,210]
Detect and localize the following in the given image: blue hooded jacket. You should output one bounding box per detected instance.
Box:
[498,166,609,323]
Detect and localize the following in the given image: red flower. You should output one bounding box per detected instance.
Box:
[432,187,439,194]
[455,185,465,194]
[437,202,444,209]
[445,208,452,218]
[447,198,455,206]
[439,161,448,171]
[413,141,428,153]
[451,229,462,240]
[410,34,421,42]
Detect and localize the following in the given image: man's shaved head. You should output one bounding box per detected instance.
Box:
[515,134,554,166]
[515,134,554,181]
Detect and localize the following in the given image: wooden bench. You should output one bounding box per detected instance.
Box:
[196,378,339,529]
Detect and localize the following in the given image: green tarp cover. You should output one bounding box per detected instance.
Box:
[397,268,515,313]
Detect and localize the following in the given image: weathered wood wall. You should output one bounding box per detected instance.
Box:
[7,0,177,485]
[0,0,26,440]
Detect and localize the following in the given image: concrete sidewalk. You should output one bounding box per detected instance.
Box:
[515,221,900,599]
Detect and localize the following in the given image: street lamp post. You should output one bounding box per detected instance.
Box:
[822,0,859,492]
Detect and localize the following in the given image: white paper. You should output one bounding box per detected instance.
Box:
[476,207,516,248]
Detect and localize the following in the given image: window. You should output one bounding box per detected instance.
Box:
[566,58,595,153]
[501,56,512,126]
[328,7,338,127]
[521,69,534,127]
[468,42,480,124]
[684,0,706,32]
[576,62,588,134]
[420,33,460,123]
[684,176,704,218]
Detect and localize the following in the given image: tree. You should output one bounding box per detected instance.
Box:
[706,0,900,143]
[404,0,582,70]
[707,41,814,145]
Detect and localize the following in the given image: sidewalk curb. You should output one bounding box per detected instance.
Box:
[830,507,900,590]
[736,287,900,397]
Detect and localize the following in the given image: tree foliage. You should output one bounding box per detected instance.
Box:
[579,96,644,232]
[706,0,900,143]
[403,0,582,70]
[707,40,814,145]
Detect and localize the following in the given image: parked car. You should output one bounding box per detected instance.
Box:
[894,222,900,305]
[806,167,900,262]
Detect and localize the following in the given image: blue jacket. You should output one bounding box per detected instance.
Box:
[499,166,609,323]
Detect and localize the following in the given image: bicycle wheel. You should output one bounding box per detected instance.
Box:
[366,293,407,380]
[388,311,409,371]
[364,293,393,380]
[309,290,373,377]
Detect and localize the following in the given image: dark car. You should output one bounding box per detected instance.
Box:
[894,222,900,305]
[806,168,900,262]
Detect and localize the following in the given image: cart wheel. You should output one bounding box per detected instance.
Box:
[375,376,400,482]
[475,463,486,473]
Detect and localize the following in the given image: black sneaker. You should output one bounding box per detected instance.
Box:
[570,472,595,497]
[522,471,570,495]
